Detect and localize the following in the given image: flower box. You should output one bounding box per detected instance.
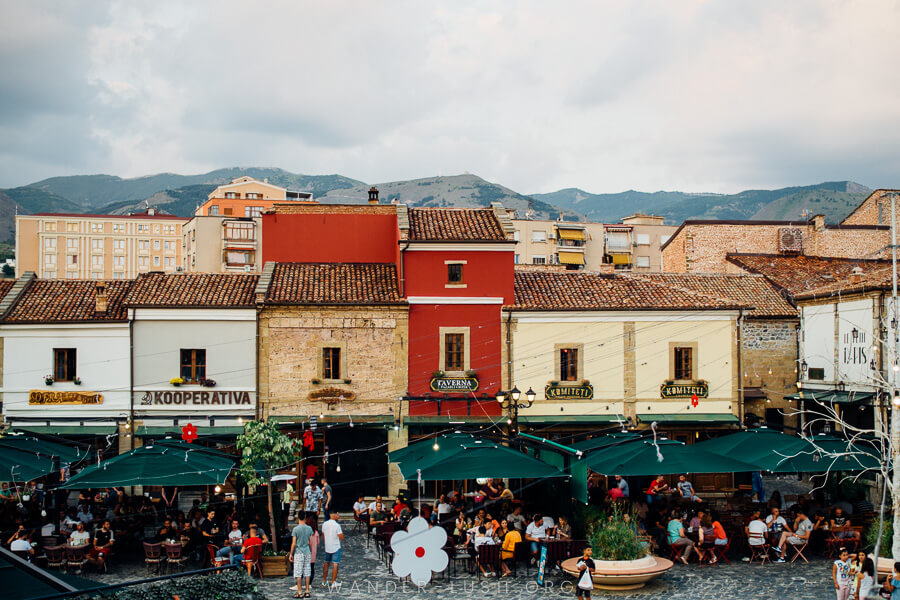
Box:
[260,554,290,578]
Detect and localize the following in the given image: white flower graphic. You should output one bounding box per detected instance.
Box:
[390,516,448,586]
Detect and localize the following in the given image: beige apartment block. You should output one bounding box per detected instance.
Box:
[16,212,189,279]
[183,216,263,273]
[195,176,312,217]
[511,213,676,272]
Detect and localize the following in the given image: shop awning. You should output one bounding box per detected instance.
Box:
[581,439,759,476]
[609,253,631,265]
[518,415,622,424]
[570,432,641,452]
[16,425,117,435]
[270,415,394,425]
[638,413,740,424]
[136,426,245,437]
[557,251,585,265]
[398,440,564,481]
[60,439,237,488]
[403,416,494,425]
[388,432,478,466]
[785,390,873,404]
[556,228,586,241]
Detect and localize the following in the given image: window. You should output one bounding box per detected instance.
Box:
[44,222,57,232]
[113,256,125,267]
[532,255,546,265]
[139,224,151,232]
[225,221,255,240]
[153,224,160,233]
[560,348,579,381]
[322,347,341,380]
[447,263,463,284]
[164,257,174,267]
[180,349,206,383]
[225,192,238,199]
[635,233,650,245]
[163,224,175,234]
[532,230,547,243]
[513,230,520,242]
[606,231,630,251]
[138,256,149,267]
[44,254,56,265]
[636,256,650,268]
[92,255,103,267]
[245,206,263,218]
[65,271,77,279]
[208,205,220,216]
[44,238,57,250]
[164,241,175,253]
[112,271,124,279]
[660,234,671,246]
[153,240,160,251]
[113,239,125,251]
[91,222,103,233]
[514,254,520,264]
[91,272,102,280]
[225,250,254,266]
[67,254,77,265]
[45,271,57,279]
[138,240,150,252]
[112,223,125,233]
[246,192,261,200]
[66,222,78,232]
[53,348,76,381]
[444,333,464,371]
[154,256,161,266]
[91,238,103,251]
[808,367,825,381]
[223,207,233,216]
[674,347,693,380]
[66,238,78,250]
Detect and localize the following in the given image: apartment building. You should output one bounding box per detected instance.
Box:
[511,213,675,271]
[183,216,263,273]
[194,176,312,217]
[15,211,188,279]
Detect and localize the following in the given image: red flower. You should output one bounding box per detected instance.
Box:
[690,394,699,408]
[182,423,198,443]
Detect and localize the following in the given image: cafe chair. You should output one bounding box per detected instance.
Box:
[65,545,88,574]
[44,546,66,571]
[143,542,164,574]
[476,544,501,578]
[165,543,189,573]
[788,539,809,564]
[746,533,770,565]
[513,541,532,576]
[712,539,732,565]
[207,544,229,570]
[241,544,262,577]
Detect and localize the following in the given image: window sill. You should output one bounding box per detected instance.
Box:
[445,283,467,289]
[320,379,349,386]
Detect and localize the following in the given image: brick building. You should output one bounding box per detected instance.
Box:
[256,262,409,497]
[661,217,890,273]
[841,189,900,226]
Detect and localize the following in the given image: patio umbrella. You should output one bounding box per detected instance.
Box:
[0,447,55,482]
[388,432,478,466]
[581,439,759,476]
[691,427,809,473]
[399,440,564,481]
[772,434,881,474]
[59,441,236,488]
[570,432,641,452]
[1,432,89,465]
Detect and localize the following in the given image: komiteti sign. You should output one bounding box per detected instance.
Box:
[660,382,709,399]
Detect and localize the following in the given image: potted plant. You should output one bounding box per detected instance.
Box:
[259,548,290,577]
[432,370,445,378]
[311,377,321,384]
[73,376,82,386]
[44,375,54,386]
[465,369,478,378]
[342,378,352,384]
[581,379,591,386]
[200,378,217,387]
[170,377,184,387]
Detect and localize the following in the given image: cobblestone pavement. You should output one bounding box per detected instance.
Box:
[82,522,838,600]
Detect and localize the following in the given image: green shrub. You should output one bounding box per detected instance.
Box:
[74,570,264,600]
[866,517,893,557]
[587,504,647,561]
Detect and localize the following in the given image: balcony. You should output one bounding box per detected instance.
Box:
[556,239,586,249]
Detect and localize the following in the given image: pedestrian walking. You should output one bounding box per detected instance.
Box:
[322,511,344,587]
[289,513,314,599]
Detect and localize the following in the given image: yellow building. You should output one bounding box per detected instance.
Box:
[505,270,745,441]
[15,211,189,279]
[195,176,312,217]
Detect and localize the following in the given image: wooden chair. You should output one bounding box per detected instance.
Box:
[207,544,228,571]
[65,545,88,574]
[143,542,164,574]
[44,545,66,571]
[353,511,368,532]
[12,549,32,563]
[241,544,262,577]
[747,533,770,565]
[788,538,809,563]
[476,544,501,577]
[165,543,188,572]
[513,540,532,576]
[712,538,731,565]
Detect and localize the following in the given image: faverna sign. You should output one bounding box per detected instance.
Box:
[429,377,479,393]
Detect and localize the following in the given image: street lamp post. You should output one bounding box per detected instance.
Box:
[496,386,537,436]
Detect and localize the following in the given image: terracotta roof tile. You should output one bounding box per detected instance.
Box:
[624,273,797,318]
[511,271,747,311]
[126,272,258,307]
[5,280,132,323]
[726,254,892,298]
[266,263,404,305]
[407,207,508,241]
[0,280,15,301]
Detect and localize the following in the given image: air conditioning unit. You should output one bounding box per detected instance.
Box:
[779,228,802,253]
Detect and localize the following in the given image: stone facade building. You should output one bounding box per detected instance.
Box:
[841,189,900,226]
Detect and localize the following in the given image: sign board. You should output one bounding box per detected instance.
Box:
[29,390,103,405]
[536,543,548,586]
[140,390,252,406]
[429,377,478,393]
[545,384,593,400]
[660,382,709,399]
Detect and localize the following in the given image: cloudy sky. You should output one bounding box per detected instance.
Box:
[1,1,898,194]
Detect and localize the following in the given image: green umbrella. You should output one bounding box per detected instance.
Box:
[571,432,641,452]
[1,432,89,465]
[388,432,477,466]
[400,440,564,481]
[773,434,881,474]
[582,439,759,476]
[60,441,236,488]
[0,447,54,482]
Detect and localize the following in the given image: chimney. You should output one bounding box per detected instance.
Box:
[95,282,108,314]
[147,207,156,216]
[810,214,825,232]
[851,266,864,283]
[368,187,379,205]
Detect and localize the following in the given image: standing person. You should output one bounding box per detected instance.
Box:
[322,511,343,588]
[304,481,323,517]
[289,513,314,599]
[307,513,319,586]
[575,546,595,600]
[321,479,333,517]
[856,555,875,600]
[283,480,296,526]
[833,548,852,600]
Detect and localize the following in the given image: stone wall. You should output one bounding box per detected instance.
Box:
[741,319,799,430]
[841,190,900,226]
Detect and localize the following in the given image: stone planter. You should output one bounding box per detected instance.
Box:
[561,555,673,591]
[260,554,290,578]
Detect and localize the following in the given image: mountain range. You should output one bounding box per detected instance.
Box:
[0,167,875,244]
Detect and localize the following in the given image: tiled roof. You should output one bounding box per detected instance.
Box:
[726,254,892,297]
[4,280,132,323]
[792,269,894,300]
[266,263,404,305]
[511,271,746,311]
[407,207,508,241]
[0,280,15,301]
[625,273,797,318]
[126,272,258,307]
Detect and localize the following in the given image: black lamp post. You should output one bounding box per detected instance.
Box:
[496,386,536,435]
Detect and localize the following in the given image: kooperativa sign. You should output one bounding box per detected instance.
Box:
[141,390,252,406]
[29,390,103,405]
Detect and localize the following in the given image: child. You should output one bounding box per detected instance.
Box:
[832,548,851,600]
[883,561,900,600]
[575,546,595,600]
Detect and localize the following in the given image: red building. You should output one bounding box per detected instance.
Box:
[399,204,516,422]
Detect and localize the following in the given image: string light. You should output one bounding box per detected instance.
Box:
[432,441,439,451]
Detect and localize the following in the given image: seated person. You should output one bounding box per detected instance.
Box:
[180,521,202,556]
[498,483,514,502]
[689,510,705,531]
[556,516,572,539]
[392,499,410,520]
[500,525,521,577]
[507,506,526,532]
[666,516,694,564]
[646,475,669,505]
[369,502,391,527]
[216,521,243,558]
[231,525,263,568]
[697,515,716,563]
[473,526,496,576]
[773,510,813,562]
[745,510,768,554]
[765,507,789,535]
[677,475,701,502]
[711,515,729,548]
[10,531,34,559]
[90,520,114,568]
[367,495,383,513]
[525,514,548,560]
[830,507,859,539]
[353,496,370,520]
[158,518,176,540]
[69,521,91,546]
[246,520,270,545]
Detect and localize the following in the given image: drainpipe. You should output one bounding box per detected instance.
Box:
[736,309,744,425]
[129,313,135,451]
[505,311,514,389]
[399,239,410,297]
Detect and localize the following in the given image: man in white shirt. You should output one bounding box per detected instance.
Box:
[11,531,34,558]
[69,522,91,546]
[321,511,344,587]
[773,511,813,562]
[744,510,768,561]
[367,495,383,513]
[765,507,790,534]
[525,514,547,562]
[76,506,93,525]
[216,521,243,559]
